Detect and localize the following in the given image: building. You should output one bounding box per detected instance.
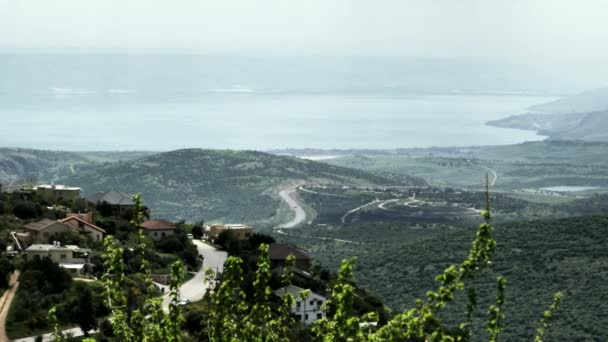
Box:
[24,216,106,244]
[273,285,326,325]
[269,243,312,270]
[60,215,105,242]
[87,190,135,215]
[139,220,176,240]
[207,224,255,241]
[35,184,81,203]
[25,243,91,274]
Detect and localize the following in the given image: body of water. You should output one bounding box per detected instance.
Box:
[0,92,550,151]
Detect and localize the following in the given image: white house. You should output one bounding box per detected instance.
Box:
[25,243,91,274]
[273,285,326,325]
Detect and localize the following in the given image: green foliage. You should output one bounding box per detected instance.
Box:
[13,199,42,219]
[66,282,97,336]
[96,194,187,342]
[487,277,506,342]
[96,200,114,217]
[534,292,562,342]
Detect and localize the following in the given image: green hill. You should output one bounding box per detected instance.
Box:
[283,215,608,341]
[59,149,419,225]
[0,148,154,185]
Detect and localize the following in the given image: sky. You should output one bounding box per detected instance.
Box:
[1,0,608,67]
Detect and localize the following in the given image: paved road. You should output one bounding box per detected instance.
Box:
[277,185,307,229]
[15,241,227,342]
[481,165,498,186]
[162,240,227,308]
[341,199,382,224]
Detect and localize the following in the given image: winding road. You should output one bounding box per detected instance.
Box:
[277,185,307,229]
[481,165,498,186]
[275,185,355,243]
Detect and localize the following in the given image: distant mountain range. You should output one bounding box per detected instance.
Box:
[487,87,608,141]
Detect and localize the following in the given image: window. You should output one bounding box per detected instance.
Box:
[97,234,100,241]
[310,300,314,306]
[305,314,309,320]
[295,315,301,321]
[60,254,67,259]
[296,301,301,308]
[317,313,322,320]
[155,232,158,236]
[162,232,166,237]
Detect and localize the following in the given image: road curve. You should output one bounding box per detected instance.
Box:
[162,240,227,309]
[480,165,498,186]
[277,185,307,229]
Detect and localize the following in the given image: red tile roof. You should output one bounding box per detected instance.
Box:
[61,216,106,234]
[140,220,176,231]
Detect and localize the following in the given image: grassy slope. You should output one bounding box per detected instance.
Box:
[59,149,414,225]
[283,215,608,341]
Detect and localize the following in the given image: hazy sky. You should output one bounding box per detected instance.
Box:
[1,0,607,65]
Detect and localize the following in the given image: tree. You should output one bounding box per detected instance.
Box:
[67,282,97,336]
[191,225,204,239]
[96,201,113,217]
[13,200,40,219]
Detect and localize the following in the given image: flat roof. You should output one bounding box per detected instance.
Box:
[37,184,81,191]
[26,244,89,253]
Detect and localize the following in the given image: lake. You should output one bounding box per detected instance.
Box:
[0,92,549,151]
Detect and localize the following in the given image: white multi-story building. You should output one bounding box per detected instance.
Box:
[273,285,326,325]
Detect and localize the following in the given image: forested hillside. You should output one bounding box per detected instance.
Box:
[285,215,608,341]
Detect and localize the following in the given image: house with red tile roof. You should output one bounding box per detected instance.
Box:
[24,215,105,244]
[139,219,176,240]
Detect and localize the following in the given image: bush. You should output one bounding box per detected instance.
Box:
[13,200,41,219]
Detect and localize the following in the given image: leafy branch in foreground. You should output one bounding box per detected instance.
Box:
[534,292,563,342]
